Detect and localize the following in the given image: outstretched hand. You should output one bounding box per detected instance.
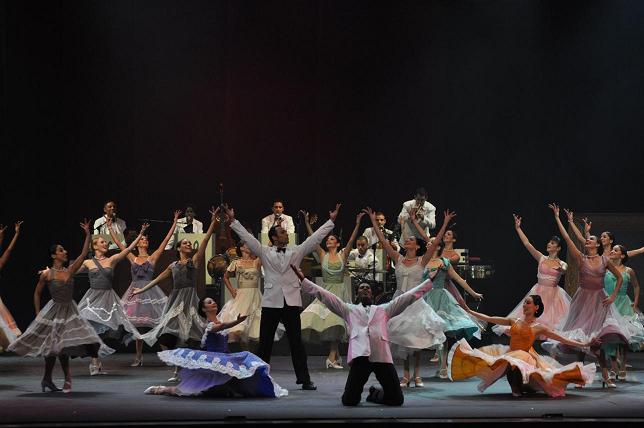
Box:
[173,210,182,222]
[548,203,560,217]
[290,264,305,281]
[80,218,91,234]
[139,223,150,235]
[221,204,235,222]
[236,314,248,323]
[355,212,365,224]
[582,217,592,234]
[443,209,457,225]
[329,203,341,222]
[513,213,521,229]
[362,207,377,224]
[14,221,23,233]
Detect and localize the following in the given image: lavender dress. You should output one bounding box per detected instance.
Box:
[156,322,287,397]
[542,255,631,357]
[121,260,168,328]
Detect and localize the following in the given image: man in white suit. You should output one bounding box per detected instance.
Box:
[291,264,435,406]
[226,203,339,391]
[397,187,436,243]
[260,200,295,234]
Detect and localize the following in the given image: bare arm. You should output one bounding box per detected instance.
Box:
[513,214,544,262]
[193,207,218,268]
[150,210,182,262]
[447,264,483,299]
[363,207,400,262]
[68,220,91,275]
[421,210,456,267]
[131,266,172,295]
[549,203,582,264]
[223,268,237,299]
[33,272,47,315]
[108,223,149,266]
[458,299,512,325]
[299,210,325,261]
[298,204,339,257]
[629,268,639,310]
[209,315,248,332]
[627,246,644,258]
[342,212,365,263]
[105,218,132,261]
[563,209,586,245]
[537,325,595,348]
[0,221,23,269]
[603,261,623,306]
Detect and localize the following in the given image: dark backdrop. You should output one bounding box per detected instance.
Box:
[2,0,644,331]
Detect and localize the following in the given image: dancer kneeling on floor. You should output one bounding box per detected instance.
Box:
[291,264,434,406]
[144,296,287,398]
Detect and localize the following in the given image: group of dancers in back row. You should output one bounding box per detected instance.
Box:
[1,194,643,405]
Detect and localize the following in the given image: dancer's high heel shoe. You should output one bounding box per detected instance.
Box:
[437,368,449,379]
[414,377,424,387]
[62,380,72,394]
[602,375,617,388]
[41,379,62,392]
[89,361,106,376]
[144,385,165,395]
[399,377,410,388]
[325,358,343,369]
[130,358,143,367]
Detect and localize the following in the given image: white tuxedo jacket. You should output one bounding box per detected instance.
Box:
[230,218,334,308]
[300,277,433,364]
[260,213,295,234]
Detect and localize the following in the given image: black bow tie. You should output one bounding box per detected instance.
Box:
[358,254,365,259]
[276,247,286,253]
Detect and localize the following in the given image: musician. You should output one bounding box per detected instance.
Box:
[397,188,436,244]
[362,212,399,251]
[93,200,127,250]
[166,205,204,249]
[261,200,295,234]
[347,236,380,281]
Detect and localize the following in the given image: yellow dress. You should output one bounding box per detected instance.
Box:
[448,320,595,397]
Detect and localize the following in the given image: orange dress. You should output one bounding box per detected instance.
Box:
[448,320,595,397]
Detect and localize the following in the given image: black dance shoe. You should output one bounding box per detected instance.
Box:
[301,381,317,390]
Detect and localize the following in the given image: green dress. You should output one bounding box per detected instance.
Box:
[603,269,644,354]
[300,253,349,343]
[423,258,481,340]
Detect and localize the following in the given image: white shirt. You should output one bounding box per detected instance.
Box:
[397,200,436,243]
[362,227,399,250]
[261,213,295,234]
[165,217,204,249]
[300,277,434,364]
[347,248,380,281]
[93,216,127,250]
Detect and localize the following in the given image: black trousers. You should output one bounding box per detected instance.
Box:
[256,301,311,384]
[342,356,404,406]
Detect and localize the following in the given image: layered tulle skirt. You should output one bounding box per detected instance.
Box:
[388,291,446,358]
[78,288,141,343]
[493,284,571,340]
[7,300,114,358]
[141,287,205,347]
[448,339,595,397]
[0,297,21,351]
[121,280,168,328]
[603,295,644,355]
[217,288,285,343]
[425,288,481,340]
[300,281,349,343]
[157,348,288,397]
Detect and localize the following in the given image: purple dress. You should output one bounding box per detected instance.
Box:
[542,255,631,357]
[121,260,168,328]
[156,322,287,398]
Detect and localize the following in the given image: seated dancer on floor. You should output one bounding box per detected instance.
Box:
[449,295,597,398]
[134,206,219,382]
[291,264,436,406]
[8,220,114,393]
[0,221,23,352]
[144,297,287,398]
[108,210,180,367]
[77,222,148,375]
[492,213,571,339]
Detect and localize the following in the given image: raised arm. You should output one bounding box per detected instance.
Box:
[341,212,365,263]
[563,209,586,245]
[0,224,6,249]
[629,268,640,311]
[549,203,582,264]
[298,204,339,257]
[299,210,325,261]
[193,206,218,268]
[408,207,431,242]
[421,210,456,267]
[131,265,172,296]
[447,264,483,300]
[108,223,149,266]
[105,217,133,261]
[226,206,263,257]
[33,272,47,315]
[627,246,644,258]
[363,207,400,262]
[603,261,623,306]
[150,210,182,262]
[68,219,91,275]
[456,298,511,325]
[513,214,544,262]
[0,221,23,269]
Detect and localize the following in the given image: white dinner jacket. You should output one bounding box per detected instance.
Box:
[260,213,295,234]
[300,277,434,364]
[230,218,334,308]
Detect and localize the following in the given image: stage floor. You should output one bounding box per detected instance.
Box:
[2,351,644,426]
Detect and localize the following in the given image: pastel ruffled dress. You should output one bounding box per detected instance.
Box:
[0,296,21,352]
[156,322,287,398]
[603,269,644,355]
[449,320,595,397]
[120,260,168,328]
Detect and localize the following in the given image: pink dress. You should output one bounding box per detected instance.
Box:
[542,255,631,357]
[493,257,571,340]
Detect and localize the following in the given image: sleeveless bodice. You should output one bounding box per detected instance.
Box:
[204,329,229,352]
[395,257,425,292]
[47,271,74,303]
[579,255,608,290]
[536,259,563,288]
[508,321,536,352]
[236,263,260,289]
[322,254,345,284]
[604,270,630,296]
[425,258,450,289]
[88,266,113,290]
[172,260,196,289]
[131,260,154,282]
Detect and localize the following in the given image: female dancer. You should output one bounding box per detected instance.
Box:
[441,229,461,265]
[299,211,363,369]
[0,221,23,351]
[108,210,180,367]
[492,214,571,339]
[77,222,147,375]
[143,297,287,398]
[603,244,644,380]
[218,242,264,345]
[134,206,218,381]
[8,220,114,393]
[565,211,644,258]
[365,207,452,388]
[541,203,631,388]
[449,296,597,397]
